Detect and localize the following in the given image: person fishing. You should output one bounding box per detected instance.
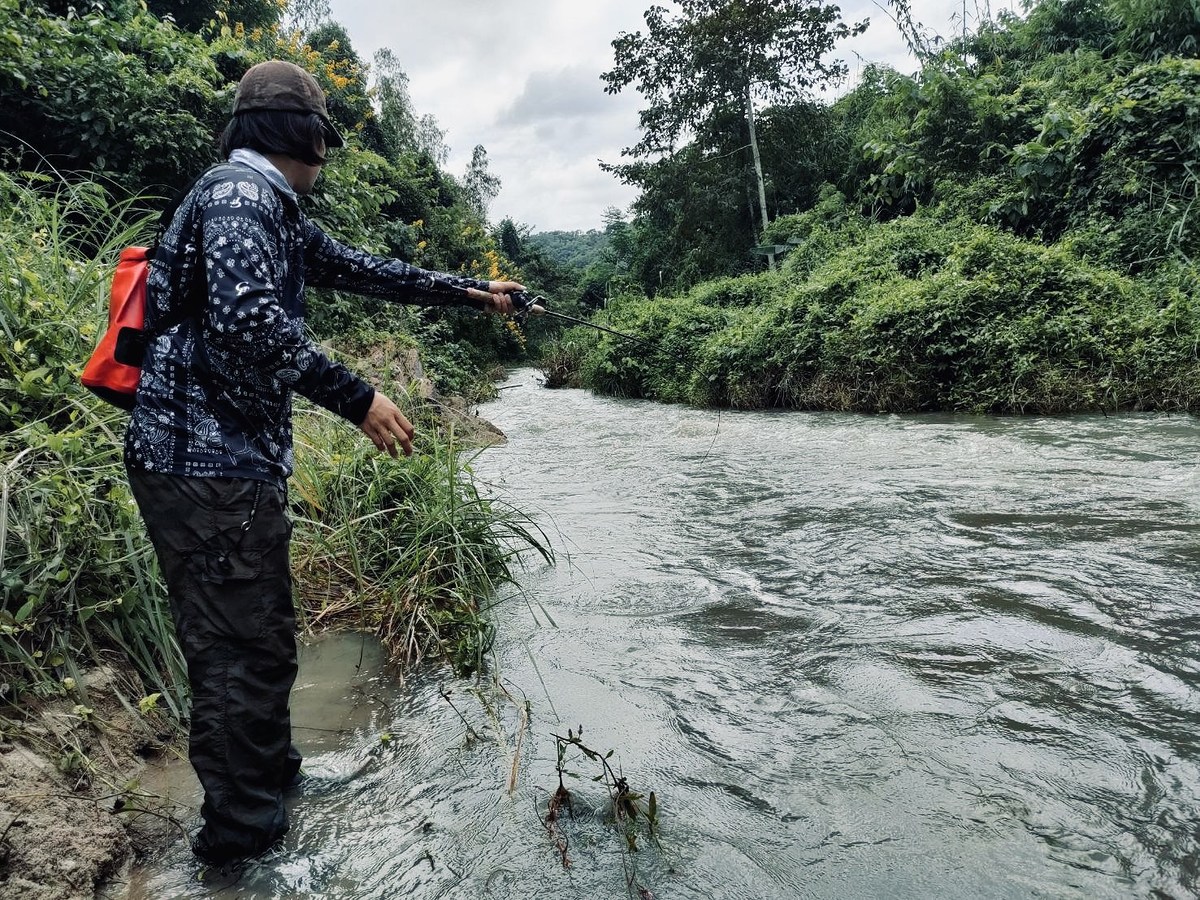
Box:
[124,59,522,866]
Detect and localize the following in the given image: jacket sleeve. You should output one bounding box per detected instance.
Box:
[302,221,490,308]
[199,178,375,425]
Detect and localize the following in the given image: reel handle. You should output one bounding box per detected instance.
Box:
[511,291,548,317]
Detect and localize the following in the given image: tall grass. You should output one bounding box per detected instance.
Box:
[1,168,552,725]
[290,401,552,677]
[0,169,188,716]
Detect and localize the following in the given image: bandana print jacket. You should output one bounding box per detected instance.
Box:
[125,151,488,486]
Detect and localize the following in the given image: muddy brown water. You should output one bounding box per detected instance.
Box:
[122,369,1200,899]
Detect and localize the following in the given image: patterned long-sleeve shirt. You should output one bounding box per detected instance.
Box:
[125,150,489,486]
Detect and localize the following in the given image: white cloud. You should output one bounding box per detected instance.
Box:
[328,0,985,232]
[504,66,615,124]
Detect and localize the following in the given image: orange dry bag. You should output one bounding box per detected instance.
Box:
[80,246,154,410]
[80,168,211,410]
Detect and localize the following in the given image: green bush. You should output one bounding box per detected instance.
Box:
[765,189,859,274]
[683,271,786,308]
[1067,56,1200,260]
[0,2,226,192]
[539,328,597,388]
[563,215,1200,413]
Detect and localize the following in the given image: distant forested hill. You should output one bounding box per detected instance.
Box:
[527,229,611,270]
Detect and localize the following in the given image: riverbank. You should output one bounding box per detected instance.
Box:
[0,379,540,899]
[0,664,177,900]
[546,212,1200,415]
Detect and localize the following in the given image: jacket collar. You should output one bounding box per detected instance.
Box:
[227,148,299,203]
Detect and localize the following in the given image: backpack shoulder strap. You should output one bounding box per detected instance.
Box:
[144,166,218,337]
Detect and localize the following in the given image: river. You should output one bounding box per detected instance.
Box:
[123,368,1200,899]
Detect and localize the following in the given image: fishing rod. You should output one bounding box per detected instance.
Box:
[512,290,722,462]
[426,277,656,351]
[428,278,723,459]
[510,292,661,351]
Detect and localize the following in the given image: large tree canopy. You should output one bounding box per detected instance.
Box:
[602,0,864,276]
[602,0,864,159]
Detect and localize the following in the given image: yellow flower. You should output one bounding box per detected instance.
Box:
[504,318,528,350]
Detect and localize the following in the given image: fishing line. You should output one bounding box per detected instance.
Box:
[699,407,722,465]
[508,290,727,468]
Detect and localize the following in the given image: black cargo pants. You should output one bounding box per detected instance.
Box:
[128,469,302,862]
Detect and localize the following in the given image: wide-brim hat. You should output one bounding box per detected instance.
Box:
[232,59,345,148]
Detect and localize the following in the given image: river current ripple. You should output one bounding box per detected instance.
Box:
[126,369,1200,899]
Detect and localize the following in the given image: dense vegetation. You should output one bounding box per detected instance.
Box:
[0,0,551,722]
[550,0,1200,414]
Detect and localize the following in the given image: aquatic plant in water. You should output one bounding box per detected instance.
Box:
[547,726,661,898]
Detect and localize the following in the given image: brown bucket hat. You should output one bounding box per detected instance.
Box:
[232,59,345,148]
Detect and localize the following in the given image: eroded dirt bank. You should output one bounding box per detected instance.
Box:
[0,665,178,900]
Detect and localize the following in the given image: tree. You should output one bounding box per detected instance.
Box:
[144,0,282,32]
[280,0,331,35]
[462,144,500,222]
[305,22,374,139]
[371,48,417,158]
[497,217,523,262]
[602,0,864,267]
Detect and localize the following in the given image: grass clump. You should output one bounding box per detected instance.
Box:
[539,328,599,389]
[290,404,552,677]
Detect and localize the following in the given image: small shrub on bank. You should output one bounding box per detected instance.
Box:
[579,298,732,402]
[539,328,596,388]
[290,405,551,676]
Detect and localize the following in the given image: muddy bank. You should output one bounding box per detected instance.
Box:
[1,633,401,899]
[0,665,178,900]
[119,632,406,898]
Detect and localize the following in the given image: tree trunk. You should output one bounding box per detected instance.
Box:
[745,85,774,271]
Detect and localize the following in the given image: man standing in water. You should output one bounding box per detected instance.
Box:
[125,59,521,865]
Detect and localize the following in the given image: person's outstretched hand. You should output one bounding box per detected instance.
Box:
[465,280,525,315]
[359,391,414,458]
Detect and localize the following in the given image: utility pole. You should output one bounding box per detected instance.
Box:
[745,83,774,271]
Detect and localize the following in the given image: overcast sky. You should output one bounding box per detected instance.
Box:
[327,0,1012,233]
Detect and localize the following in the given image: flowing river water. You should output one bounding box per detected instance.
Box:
[124,368,1200,899]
